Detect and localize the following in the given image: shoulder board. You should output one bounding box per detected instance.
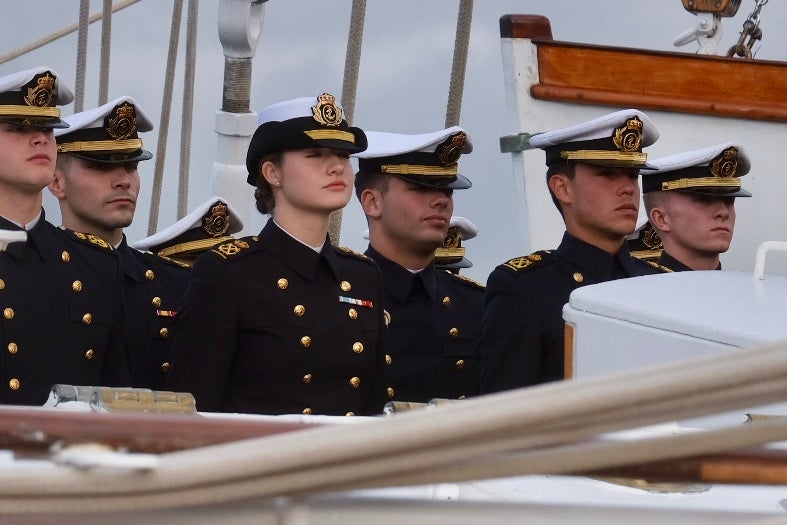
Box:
[65,229,114,252]
[335,246,374,264]
[645,260,673,273]
[210,237,256,260]
[145,251,192,270]
[444,270,485,290]
[499,250,554,275]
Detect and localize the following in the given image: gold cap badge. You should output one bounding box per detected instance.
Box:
[612,117,644,152]
[311,93,343,127]
[438,132,466,166]
[203,202,230,237]
[24,72,56,108]
[106,102,138,140]
[710,147,738,178]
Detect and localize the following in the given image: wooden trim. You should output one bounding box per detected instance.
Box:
[523,38,787,122]
[499,14,552,40]
[563,323,574,379]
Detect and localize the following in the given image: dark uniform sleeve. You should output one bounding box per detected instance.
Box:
[167,252,240,411]
[477,268,547,393]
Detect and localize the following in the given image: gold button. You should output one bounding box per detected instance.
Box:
[352,342,364,354]
[3,308,13,320]
[160,327,170,339]
[293,304,305,316]
[9,378,19,390]
[72,280,82,292]
[0,278,5,289]
[300,336,312,348]
[85,349,94,360]
[348,308,358,320]
[160,362,170,373]
[61,251,71,263]
[7,342,17,355]
[302,373,312,384]
[82,313,92,325]
[442,296,451,307]
[152,296,162,308]
[349,376,361,388]
[302,407,312,415]
[455,359,465,370]
[573,272,584,283]
[145,269,155,281]
[387,387,395,398]
[277,278,288,290]
[340,281,351,292]
[449,327,459,337]
[385,354,392,365]
[345,411,355,417]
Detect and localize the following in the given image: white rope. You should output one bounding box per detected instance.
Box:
[0,0,141,66]
[178,0,200,219]
[148,0,185,235]
[73,0,90,113]
[328,0,367,246]
[4,340,787,512]
[98,0,113,105]
[445,0,473,127]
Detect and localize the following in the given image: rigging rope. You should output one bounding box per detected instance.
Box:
[445,0,473,128]
[73,0,90,113]
[148,0,185,235]
[98,0,113,105]
[329,0,367,246]
[178,0,200,220]
[0,0,141,66]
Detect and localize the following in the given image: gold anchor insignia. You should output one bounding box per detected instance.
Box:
[612,117,644,152]
[641,224,663,250]
[311,93,343,127]
[504,257,532,271]
[217,243,240,257]
[106,102,138,140]
[710,147,739,178]
[441,227,460,249]
[24,72,55,108]
[203,202,230,237]
[438,132,466,166]
[87,234,111,250]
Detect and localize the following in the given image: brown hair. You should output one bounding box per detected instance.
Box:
[253,152,283,215]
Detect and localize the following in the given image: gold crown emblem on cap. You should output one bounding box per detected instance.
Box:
[441,227,461,249]
[106,102,138,140]
[437,132,466,166]
[710,147,739,178]
[24,72,55,108]
[311,93,343,127]
[612,117,644,153]
[203,202,230,238]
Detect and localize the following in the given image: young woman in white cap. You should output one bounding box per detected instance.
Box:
[168,93,389,416]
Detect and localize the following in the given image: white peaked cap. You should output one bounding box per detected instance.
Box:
[0,66,74,105]
[529,109,658,149]
[354,126,472,158]
[55,96,153,137]
[131,197,244,251]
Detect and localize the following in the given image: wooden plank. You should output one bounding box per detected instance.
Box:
[497,19,787,121]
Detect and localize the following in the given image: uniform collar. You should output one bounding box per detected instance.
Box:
[557,231,640,280]
[117,235,145,282]
[261,219,339,281]
[0,210,44,260]
[364,245,438,303]
[657,250,719,272]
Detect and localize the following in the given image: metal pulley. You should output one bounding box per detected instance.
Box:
[681,0,743,17]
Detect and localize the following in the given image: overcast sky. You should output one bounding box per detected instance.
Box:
[2,0,786,282]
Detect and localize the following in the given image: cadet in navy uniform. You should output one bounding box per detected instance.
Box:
[354,128,484,403]
[478,109,664,393]
[0,67,130,405]
[49,97,189,390]
[434,216,479,275]
[132,196,244,268]
[642,142,752,272]
[168,93,388,416]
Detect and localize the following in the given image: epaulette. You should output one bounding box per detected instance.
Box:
[65,229,114,252]
[210,238,255,260]
[444,270,485,290]
[499,250,554,275]
[335,246,374,264]
[645,260,673,273]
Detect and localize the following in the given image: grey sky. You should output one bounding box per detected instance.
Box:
[2,0,786,282]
